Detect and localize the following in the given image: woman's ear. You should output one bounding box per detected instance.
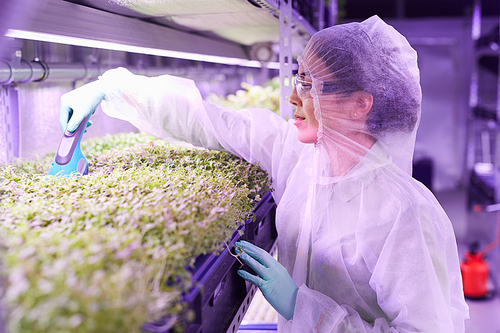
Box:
[351,91,373,119]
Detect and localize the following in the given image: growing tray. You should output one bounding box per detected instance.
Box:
[143,191,277,333]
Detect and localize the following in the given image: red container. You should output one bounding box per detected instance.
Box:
[460,251,489,298]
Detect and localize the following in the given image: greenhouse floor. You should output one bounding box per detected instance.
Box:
[437,189,500,333]
[237,188,500,333]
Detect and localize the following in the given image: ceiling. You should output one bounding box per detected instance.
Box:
[341,0,499,21]
[52,0,500,53]
[64,0,318,48]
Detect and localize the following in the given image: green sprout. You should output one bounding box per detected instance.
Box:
[0,133,272,333]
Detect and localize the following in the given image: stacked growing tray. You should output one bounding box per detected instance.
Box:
[143,192,277,333]
[0,133,276,333]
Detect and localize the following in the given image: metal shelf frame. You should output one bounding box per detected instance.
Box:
[1,0,337,163]
[5,0,250,62]
[466,0,500,210]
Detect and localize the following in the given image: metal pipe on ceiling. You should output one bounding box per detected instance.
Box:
[0,59,265,86]
[0,60,94,85]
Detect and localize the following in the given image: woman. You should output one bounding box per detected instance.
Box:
[60,16,468,332]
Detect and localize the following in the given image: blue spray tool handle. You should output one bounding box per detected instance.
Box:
[47,114,91,178]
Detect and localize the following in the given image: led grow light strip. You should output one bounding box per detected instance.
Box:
[5,29,281,69]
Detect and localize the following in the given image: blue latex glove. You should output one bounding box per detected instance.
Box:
[59,80,105,133]
[235,240,298,320]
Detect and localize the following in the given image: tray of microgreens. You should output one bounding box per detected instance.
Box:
[0,132,272,333]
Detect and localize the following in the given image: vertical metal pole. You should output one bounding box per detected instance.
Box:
[469,0,481,110]
[318,0,325,31]
[471,0,482,41]
[466,0,481,199]
[396,0,405,19]
[0,85,20,165]
[0,87,7,165]
[328,0,338,27]
[279,0,293,120]
[497,18,500,122]
[496,16,500,203]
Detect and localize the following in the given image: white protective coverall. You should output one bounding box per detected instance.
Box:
[96,15,469,332]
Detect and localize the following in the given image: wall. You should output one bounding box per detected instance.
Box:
[387,17,498,192]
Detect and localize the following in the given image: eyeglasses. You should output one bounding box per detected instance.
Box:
[294,74,313,99]
[294,74,353,99]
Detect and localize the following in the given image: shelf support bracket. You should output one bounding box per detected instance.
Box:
[279,0,293,120]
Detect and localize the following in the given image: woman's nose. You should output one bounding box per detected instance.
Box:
[289,87,301,107]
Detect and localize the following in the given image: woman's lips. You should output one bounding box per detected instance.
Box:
[294,115,305,126]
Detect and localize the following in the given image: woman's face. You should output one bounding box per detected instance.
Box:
[289,64,319,144]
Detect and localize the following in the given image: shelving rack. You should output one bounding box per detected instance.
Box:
[1,1,337,332]
[467,0,500,211]
[143,192,278,333]
[1,0,336,165]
